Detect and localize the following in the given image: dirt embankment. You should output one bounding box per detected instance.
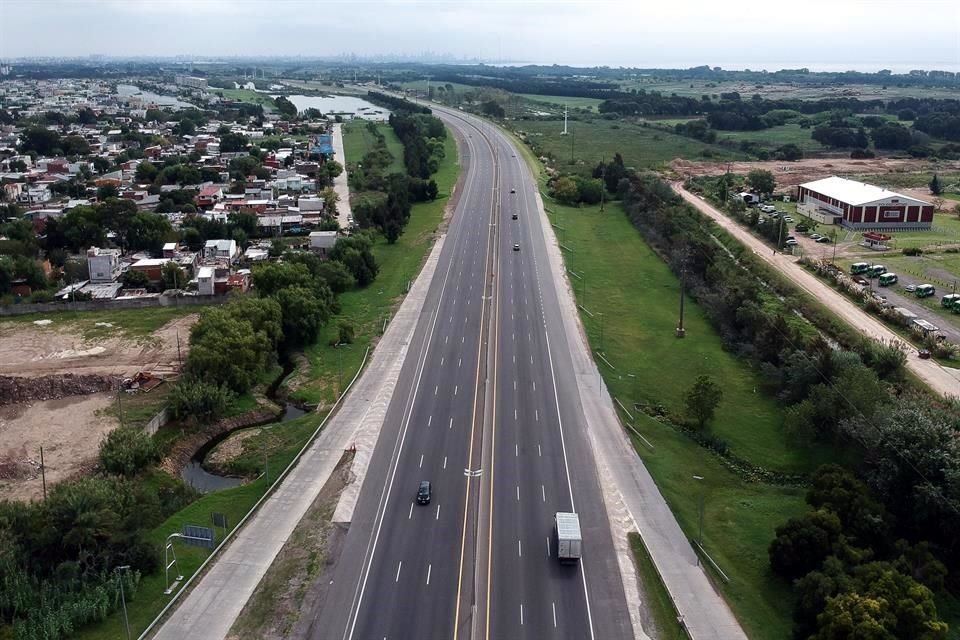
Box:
[0,373,119,406]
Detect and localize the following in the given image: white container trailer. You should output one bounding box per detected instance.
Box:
[554,512,582,564]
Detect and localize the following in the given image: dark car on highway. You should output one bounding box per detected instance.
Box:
[417,480,432,505]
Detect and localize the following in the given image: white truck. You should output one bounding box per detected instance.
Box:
[554,512,582,564]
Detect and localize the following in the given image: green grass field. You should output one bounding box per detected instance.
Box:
[716,123,826,153]
[518,94,604,111]
[214,88,277,109]
[292,132,458,406]
[341,121,406,174]
[0,304,201,340]
[516,118,746,175]
[628,533,688,640]
[618,77,960,101]
[546,196,831,638]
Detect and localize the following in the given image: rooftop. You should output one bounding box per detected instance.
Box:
[801,176,930,207]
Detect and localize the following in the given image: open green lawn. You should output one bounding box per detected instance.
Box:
[516,118,746,175]
[213,88,277,109]
[341,121,406,174]
[292,132,458,406]
[553,200,833,473]
[518,94,604,111]
[716,123,827,153]
[0,304,201,340]
[618,77,960,101]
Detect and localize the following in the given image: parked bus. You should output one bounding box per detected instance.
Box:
[942,294,960,309]
[916,284,936,298]
[878,273,898,286]
[867,265,887,278]
[850,262,870,275]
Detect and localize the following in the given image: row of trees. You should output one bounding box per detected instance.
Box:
[176,233,378,417]
[615,170,956,637]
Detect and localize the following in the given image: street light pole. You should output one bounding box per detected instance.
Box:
[693,475,704,566]
[114,565,132,640]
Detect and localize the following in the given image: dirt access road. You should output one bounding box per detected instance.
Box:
[673,184,960,398]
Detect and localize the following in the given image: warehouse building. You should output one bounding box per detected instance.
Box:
[797,176,933,230]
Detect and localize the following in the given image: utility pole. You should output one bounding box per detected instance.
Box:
[114,565,132,640]
[570,126,575,165]
[832,229,838,264]
[693,475,705,566]
[600,157,606,213]
[676,253,687,338]
[117,383,125,428]
[560,104,568,135]
[40,446,46,500]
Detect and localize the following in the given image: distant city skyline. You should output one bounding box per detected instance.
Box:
[1,0,957,71]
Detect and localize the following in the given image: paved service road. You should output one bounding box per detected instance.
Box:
[310,108,631,639]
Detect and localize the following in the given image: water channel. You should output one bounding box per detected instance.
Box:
[280,94,390,120]
[180,401,306,492]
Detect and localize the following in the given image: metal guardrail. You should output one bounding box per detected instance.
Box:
[138,346,371,639]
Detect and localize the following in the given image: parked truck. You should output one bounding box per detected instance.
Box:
[554,512,582,564]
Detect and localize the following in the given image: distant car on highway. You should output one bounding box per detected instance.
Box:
[417,480,431,505]
[512,213,518,220]
[510,188,516,194]
[513,243,520,251]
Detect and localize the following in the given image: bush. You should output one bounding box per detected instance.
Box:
[98,427,159,476]
[902,247,923,256]
[168,378,233,422]
[850,148,875,159]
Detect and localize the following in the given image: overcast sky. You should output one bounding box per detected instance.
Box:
[1,0,958,71]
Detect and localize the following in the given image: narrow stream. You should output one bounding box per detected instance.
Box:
[180,360,307,493]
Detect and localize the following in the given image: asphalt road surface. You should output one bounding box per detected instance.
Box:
[310,107,631,640]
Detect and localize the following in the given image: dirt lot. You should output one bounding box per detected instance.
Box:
[672,157,960,190]
[0,314,195,379]
[0,314,196,502]
[0,393,116,502]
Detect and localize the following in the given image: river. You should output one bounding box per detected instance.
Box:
[280,94,390,120]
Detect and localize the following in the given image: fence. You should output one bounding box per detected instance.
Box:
[143,407,170,436]
[0,294,227,317]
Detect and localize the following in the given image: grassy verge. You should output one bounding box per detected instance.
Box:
[291,132,458,405]
[628,533,688,640]
[341,121,406,174]
[541,193,823,636]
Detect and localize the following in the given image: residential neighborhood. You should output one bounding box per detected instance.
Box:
[0,77,353,305]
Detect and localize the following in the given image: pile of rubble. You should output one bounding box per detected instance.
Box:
[0,373,120,406]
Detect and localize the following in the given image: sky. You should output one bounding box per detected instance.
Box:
[1,0,958,72]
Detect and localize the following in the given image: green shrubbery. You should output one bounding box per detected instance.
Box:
[98,427,160,476]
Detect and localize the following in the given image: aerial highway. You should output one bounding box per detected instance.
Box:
[311,106,632,640]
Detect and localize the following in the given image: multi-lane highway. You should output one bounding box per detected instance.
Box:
[311,106,632,640]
